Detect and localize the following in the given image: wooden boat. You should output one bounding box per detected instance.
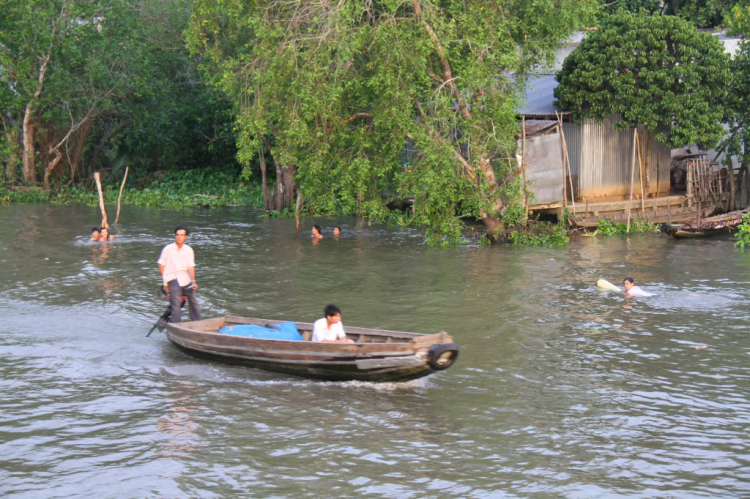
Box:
[569,204,715,229]
[660,208,750,239]
[164,316,459,382]
[660,224,734,239]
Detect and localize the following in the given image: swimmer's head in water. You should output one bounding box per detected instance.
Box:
[91,227,100,237]
[333,226,341,235]
[312,225,322,237]
[99,227,109,238]
[623,277,634,291]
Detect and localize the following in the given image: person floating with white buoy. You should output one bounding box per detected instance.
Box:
[597,277,654,298]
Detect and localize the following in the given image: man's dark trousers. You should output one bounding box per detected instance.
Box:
[168,279,201,323]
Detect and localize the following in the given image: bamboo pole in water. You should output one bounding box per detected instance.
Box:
[626,129,637,234]
[94,172,108,228]
[114,166,128,225]
[295,190,302,237]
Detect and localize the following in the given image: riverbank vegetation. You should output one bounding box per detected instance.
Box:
[3,1,750,245]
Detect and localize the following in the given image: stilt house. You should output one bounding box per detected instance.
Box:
[518,75,711,226]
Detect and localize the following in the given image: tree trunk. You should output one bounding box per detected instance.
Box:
[69,118,93,183]
[5,128,19,182]
[22,103,37,182]
[644,133,651,197]
[728,160,736,212]
[21,53,52,184]
[260,140,271,210]
[274,162,296,211]
[43,147,63,190]
[738,165,747,208]
[481,213,505,243]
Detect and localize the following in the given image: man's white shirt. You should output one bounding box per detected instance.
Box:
[312,318,346,342]
[157,242,195,286]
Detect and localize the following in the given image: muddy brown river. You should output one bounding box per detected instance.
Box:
[1,204,749,498]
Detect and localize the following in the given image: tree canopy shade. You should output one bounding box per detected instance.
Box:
[188,0,597,241]
[555,10,731,151]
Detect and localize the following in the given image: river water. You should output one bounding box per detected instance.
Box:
[0,204,748,498]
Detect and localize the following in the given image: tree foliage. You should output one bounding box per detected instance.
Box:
[188,0,597,240]
[555,10,731,150]
[600,0,744,28]
[0,0,239,188]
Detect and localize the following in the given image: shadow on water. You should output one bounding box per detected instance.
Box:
[1,204,749,498]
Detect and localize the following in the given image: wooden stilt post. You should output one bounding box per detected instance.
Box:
[685,159,694,208]
[635,130,645,212]
[114,166,129,225]
[556,111,575,215]
[627,128,637,234]
[94,172,108,228]
[522,116,528,221]
[558,122,567,212]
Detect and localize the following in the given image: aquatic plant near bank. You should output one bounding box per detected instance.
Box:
[508,222,569,247]
[734,213,750,251]
[593,218,658,236]
[0,168,264,209]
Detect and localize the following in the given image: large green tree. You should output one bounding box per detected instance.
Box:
[188,0,597,241]
[555,10,730,193]
[600,0,744,28]
[0,0,239,188]
[718,2,750,207]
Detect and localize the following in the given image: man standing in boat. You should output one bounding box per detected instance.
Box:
[158,226,201,323]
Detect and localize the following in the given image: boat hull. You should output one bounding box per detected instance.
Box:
[164,316,458,382]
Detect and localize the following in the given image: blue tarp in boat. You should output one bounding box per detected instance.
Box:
[217,322,304,341]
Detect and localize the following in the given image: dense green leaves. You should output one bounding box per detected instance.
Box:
[0,0,240,187]
[555,10,731,150]
[188,0,597,240]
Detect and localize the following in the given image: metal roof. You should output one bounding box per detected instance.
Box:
[517,75,566,118]
[523,119,558,138]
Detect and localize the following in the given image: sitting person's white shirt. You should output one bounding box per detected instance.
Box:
[312,318,346,342]
[626,285,653,297]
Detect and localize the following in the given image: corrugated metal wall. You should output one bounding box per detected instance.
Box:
[561,122,582,177]
[574,115,671,199]
[643,131,672,196]
[524,132,564,204]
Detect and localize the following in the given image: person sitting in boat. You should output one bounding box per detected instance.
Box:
[311,225,324,239]
[90,227,100,241]
[623,277,653,298]
[312,304,354,343]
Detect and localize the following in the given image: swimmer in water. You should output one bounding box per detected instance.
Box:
[98,227,114,242]
[623,277,653,298]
